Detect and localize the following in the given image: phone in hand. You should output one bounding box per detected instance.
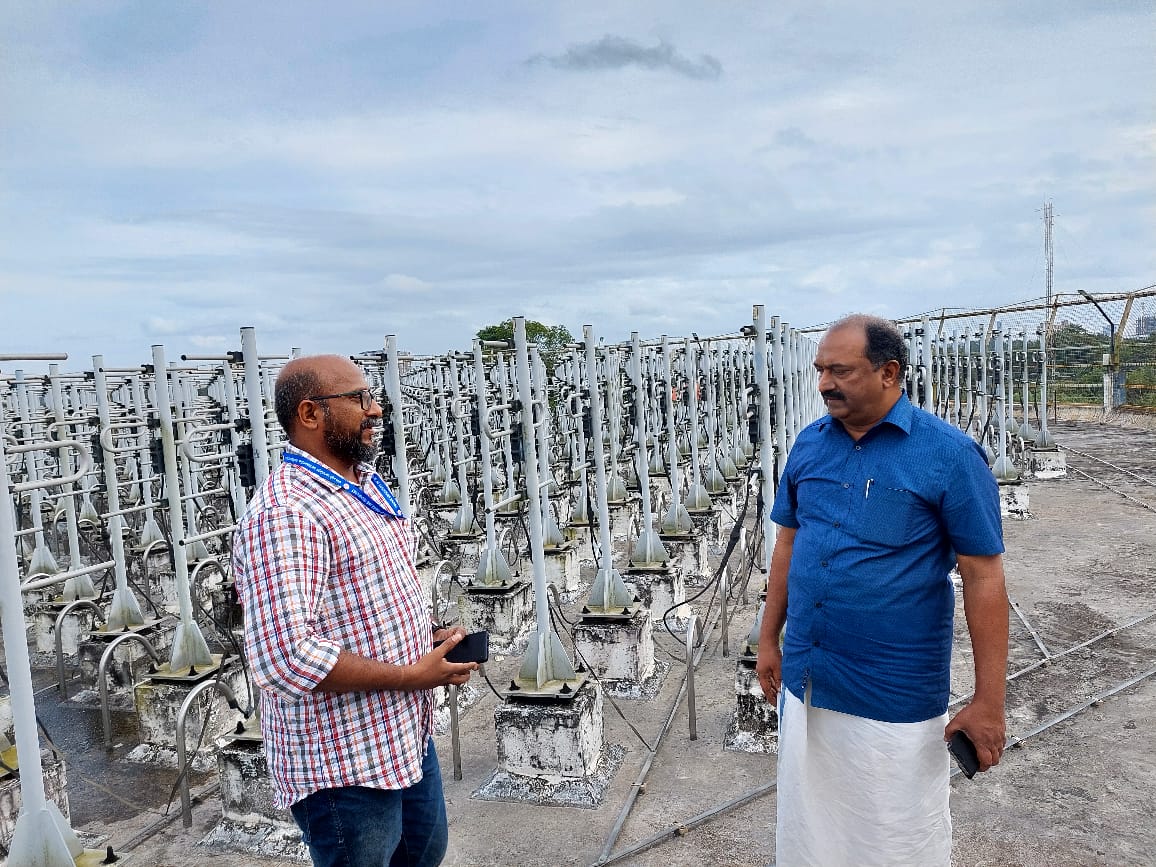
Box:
[436,630,490,664]
[947,730,981,779]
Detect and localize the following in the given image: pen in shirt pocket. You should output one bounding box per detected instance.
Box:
[865,479,873,499]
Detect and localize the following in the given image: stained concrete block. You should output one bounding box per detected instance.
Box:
[999,481,1031,519]
[573,610,654,684]
[459,582,534,653]
[543,542,581,592]
[494,680,604,780]
[724,660,779,753]
[689,508,723,549]
[627,565,688,623]
[661,533,710,586]
[132,656,249,752]
[34,605,96,655]
[216,730,293,828]
[78,621,172,693]
[1029,448,1068,480]
[0,748,70,856]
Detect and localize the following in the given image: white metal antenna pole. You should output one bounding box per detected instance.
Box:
[217,359,249,516]
[0,436,83,865]
[921,315,934,412]
[93,356,146,630]
[47,364,94,599]
[472,341,501,560]
[13,370,57,574]
[152,345,213,671]
[384,335,412,516]
[446,354,475,534]
[770,319,788,480]
[513,317,576,688]
[661,337,683,507]
[753,306,776,561]
[584,328,614,563]
[240,327,271,484]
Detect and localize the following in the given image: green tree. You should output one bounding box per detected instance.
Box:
[476,318,574,373]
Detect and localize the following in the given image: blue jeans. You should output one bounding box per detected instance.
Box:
[290,740,448,867]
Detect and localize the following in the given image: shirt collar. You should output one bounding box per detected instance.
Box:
[818,390,913,437]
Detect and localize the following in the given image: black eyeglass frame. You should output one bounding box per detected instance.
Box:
[305,388,375,411]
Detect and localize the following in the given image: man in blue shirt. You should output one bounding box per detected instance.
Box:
[757,314,1008,866]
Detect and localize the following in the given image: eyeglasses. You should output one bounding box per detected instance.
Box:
[306,388,376,411]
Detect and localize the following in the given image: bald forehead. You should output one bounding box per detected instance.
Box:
[819,323,868,356]
[278,354,361,391]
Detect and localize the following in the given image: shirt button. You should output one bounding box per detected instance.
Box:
[842,483,849,489]
[833,521,840,528]
[814,602,823,609]
[813,641,821,647]
[854,445,862,450]
[821,561,828,567]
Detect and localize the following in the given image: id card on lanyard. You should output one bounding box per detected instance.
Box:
[282,451,406,519]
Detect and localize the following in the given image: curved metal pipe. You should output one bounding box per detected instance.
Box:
[99,632,162,748]
[55,599,103,696]
[176,678,247,826]
[686,614,700,741]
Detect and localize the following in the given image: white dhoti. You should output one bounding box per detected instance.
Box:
[776,686,951,867]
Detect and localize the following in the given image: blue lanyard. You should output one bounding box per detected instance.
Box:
[283,451,405,519]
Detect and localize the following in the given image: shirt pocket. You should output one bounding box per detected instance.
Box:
[856,486,915,548]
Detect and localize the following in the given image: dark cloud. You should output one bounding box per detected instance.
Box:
[529,35,722,80]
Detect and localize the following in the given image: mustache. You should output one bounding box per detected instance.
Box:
[361,420,380,432]
[821,389,846,401]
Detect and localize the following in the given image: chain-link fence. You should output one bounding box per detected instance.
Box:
[805,285,1156,417]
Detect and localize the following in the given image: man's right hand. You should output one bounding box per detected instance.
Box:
[405,628,477,690]
[755,642,782,704]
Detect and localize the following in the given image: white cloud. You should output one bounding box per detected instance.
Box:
[382,273,432,293]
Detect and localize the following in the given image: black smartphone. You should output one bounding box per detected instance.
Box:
[948,730,981,779]
[436,630,490,664]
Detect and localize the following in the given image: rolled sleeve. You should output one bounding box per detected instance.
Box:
[235,507,342,700]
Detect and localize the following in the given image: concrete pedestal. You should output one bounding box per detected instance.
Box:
[564,521,596,564]
[999,481,1031,519]
[661,533,711,586]
[216,724,293,828]
[608,502,635,544]
[573,610,654,686]
[0,748,71,857]
[441,533,484,579]
[723,660,779,753]
[78,620,171,694]
[130,655,249,763]
[494,680,604,780]
[626,565,688,624]
[1029,448,1068,480]
[203,721,308,861]
[543,542,581,593]
[34,603,96,655]
[689,508,723,550]
[459,582,534,653]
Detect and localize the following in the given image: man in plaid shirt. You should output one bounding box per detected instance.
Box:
[233,354,477,867]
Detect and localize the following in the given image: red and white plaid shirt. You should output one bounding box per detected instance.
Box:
[232,445,433,809]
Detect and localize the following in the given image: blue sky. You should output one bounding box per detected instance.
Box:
[2,1,1153,365]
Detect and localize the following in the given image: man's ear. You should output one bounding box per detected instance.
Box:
[880,360,903,388]
[296,399,324,432]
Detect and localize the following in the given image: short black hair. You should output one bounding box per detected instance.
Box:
[274,366,324,436]
[832,314,908,372]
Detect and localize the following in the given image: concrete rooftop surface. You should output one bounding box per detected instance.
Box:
[9,418,1156,867]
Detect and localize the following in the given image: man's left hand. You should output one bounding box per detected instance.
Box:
[945,700,1006,772]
